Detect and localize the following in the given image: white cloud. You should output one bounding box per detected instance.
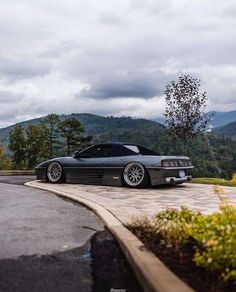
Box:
[0,0,236,127]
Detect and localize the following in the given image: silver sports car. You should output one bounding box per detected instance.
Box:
[35,142,193,188]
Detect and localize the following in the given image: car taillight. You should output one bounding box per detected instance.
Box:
[162,160,170,167]
[162,160,192,167]
[183,160,192,166]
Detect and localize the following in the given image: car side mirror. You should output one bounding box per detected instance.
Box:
[74,150,80,158]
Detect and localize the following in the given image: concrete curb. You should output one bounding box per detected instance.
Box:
[25,181,194,292]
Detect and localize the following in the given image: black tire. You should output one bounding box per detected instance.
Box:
[46,162,65,183]
[122,162,149,188]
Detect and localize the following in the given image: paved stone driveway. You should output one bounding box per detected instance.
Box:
[30,181,236,224]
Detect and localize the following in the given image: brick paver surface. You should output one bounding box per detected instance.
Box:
[32,182,236,224]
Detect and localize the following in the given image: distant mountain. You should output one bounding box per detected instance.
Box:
[214,120,236,140]
[155,110,236,128]
[209,110,236,128]
[154,116,165,125]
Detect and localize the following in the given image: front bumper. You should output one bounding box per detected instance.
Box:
[35,167,47,181]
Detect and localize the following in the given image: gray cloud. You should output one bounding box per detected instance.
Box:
[0,0,236,128]
[0,90,24,103]
[79,71,166,99]
[0,56,51,81]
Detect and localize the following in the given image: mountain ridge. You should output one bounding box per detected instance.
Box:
[155,110,236,128]
[0,113,163,148]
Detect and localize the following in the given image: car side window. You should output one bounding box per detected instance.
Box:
[110,144,137,157]
[79,145,111,158]
[138,146,158,155]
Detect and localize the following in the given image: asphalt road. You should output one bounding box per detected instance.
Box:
[0,176,142,292]
[0,175,37,186]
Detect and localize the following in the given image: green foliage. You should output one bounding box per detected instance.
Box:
[128,203,236,282]
[154,206,199,251]
[58,117,92,156]
[215,120,236,141]
[191,204,236,281]
[40,113,60,159]
[9,125,26,168]
[0,157,12,170]
[26,125,47,168]
[6,115,92,168]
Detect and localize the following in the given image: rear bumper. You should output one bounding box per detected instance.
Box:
[148,167,193,185]
[166,175,192,183]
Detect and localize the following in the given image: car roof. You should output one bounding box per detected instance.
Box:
[94,142,138,146]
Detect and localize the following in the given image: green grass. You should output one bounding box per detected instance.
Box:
[191,177,236,187]
[0,169,35,174]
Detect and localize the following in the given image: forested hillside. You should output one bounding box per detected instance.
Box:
[0,113,236,178]
[214,121,236,140]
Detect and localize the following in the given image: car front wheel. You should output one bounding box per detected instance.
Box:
[46,162,65,183]
[123,162,149,188]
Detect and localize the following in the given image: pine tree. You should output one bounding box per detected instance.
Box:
[40,113,60,158]
[26,125,46,168]
[58,117,92,156]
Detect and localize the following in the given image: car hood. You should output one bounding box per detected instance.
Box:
[36,157,74,168]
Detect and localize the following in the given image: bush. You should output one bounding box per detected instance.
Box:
[0,157,12,170]
[154,205,236,281]
[127,197,236,282]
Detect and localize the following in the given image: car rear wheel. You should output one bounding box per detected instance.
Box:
[47,162,65,183]
[123,162,149,188]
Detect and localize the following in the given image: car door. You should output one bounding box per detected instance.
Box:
[68,145,110,184]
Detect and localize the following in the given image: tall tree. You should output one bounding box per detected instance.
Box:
[26,125,46,168]
[9,125,26,168]
[40,113,60,158]
[58,117,92,156]
[164,74,212,152]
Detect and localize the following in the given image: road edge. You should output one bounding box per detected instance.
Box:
[25,181,194,292]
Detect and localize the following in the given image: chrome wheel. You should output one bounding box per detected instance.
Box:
[47,162,63,183]
[123,162,145,187]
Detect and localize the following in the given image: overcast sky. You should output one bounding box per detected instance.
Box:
[0,0,236,128]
